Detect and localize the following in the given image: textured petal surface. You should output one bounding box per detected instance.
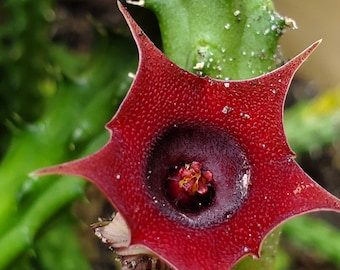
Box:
[35,3,340,269]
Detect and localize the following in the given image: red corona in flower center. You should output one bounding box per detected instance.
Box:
[177,161,213,195]
[165,161,215,212]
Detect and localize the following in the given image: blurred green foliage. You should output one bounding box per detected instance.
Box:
[285,89,340,154]
[0,0,56,156]
[0,0,339,269]
[283,215,340,267]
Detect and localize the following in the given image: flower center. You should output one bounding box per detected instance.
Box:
[165,161,215,212]
[146,124,250,228]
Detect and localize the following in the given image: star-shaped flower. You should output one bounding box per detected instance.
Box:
[34,2,340,269]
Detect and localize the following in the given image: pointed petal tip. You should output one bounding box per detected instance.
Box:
[117,0,155,57]
[290,39,321,68]
[117,1,138,33]
[304,39,322,56]
[28,170,41,180]
[29,158,90,180]
[269,39,322,86]
[29,163,74,178]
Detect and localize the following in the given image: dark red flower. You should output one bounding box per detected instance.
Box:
[34,3,340,269]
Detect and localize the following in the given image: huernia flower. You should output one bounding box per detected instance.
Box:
[34,2,340,269]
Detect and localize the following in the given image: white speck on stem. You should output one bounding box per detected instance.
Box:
[193,62,205,70]
[224,23,231,30]
[234,10,241,16]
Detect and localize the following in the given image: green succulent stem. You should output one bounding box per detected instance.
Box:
[142,0,286,80]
